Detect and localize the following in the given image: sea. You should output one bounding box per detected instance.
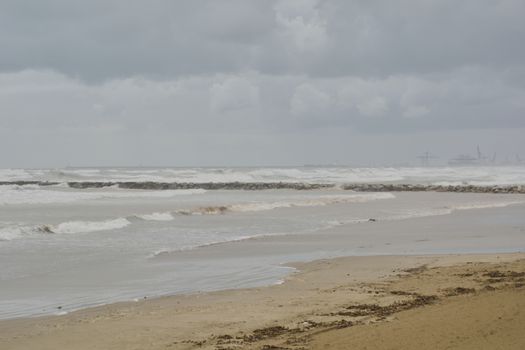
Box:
[1,166,524,319]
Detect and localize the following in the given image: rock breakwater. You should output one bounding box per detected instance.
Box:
[341,183,525,194]
[66,182,334,190]
[1,181,524,193]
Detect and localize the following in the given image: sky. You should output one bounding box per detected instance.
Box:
[1,0,524,167]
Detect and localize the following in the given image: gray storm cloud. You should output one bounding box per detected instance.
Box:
[0,0,524,166]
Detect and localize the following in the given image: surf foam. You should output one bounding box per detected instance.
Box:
[50,218,131,234]
[2,166,525,186]
[135,212,175,221]
[0,186,206,205]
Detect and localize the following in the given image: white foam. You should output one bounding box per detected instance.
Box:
[453,201,525,211]
[0,185,95,205]
[0,224,55,241]
[51,218,131,234]
[0,218,131,241]
[0,169,33,181]
[98,189,207,199]
[2,166,525,185]
[384,208,454,221]
[380,200,525,222]
[151,234,275,257]
[0,227,25,241]
[135,212,175,221]
[170,193,395,216]
[228,193,395,212]
[0,186,206,205]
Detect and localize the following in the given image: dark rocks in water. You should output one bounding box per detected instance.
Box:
[67,181,335,191]
[0,181,524,194]
[68,182,115,189]
[61,182,525,193]
[341,183,525,194]
[0,181,60,186]
[37,225,54,234]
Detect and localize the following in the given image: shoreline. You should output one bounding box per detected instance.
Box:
[1,252,524,349]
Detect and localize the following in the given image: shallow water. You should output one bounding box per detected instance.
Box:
[1,167,525,319]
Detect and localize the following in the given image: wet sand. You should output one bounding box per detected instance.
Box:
[0,252,523,350]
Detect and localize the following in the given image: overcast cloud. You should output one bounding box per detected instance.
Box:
[1,0,524,167]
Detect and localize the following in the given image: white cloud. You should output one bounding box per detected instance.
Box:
[402,104,430,118]
[356,96,388,117]
[210,76,260,114]
[290,83,332,116]
[1,67,524,135]
[337,79,390,117]
[274,0,328,52]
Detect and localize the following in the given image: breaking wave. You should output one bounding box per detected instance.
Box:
[380,199,525,221]
[50,218,131,234]
[2,194,523,243]
[228,193,395,212]
[161,199,525,253]
[0,218,131,241]
[453,201,525,210]
[134,193,396,219]
[174,193,396,216]
[134,212,175,221]
[2,166,525,186]
[0,227,26,241]
[1,193,394,241]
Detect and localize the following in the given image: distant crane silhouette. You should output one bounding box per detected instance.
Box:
[476,145,489,161]
[417,151,439,166]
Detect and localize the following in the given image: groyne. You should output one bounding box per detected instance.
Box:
[1,181,524,193]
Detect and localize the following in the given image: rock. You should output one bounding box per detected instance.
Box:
[1,181,524,194]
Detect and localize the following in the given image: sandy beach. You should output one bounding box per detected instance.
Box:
[1,252,523,349]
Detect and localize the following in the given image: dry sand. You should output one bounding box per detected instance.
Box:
[0,253,524,350]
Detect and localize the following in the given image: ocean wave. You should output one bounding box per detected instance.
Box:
[174,193,396,216]
[0,186,207,205]
[100,188,207,198]
[1,194,393,242]
[134,212,175,221]
[150,216,381,258]
[379,200,525,222]
[453,201,525,211]
[160,199,525,252]
[151,234,257,257]
[3,195,523,244]
[236,193,395,211]
[50,218,131,234]
[2,166,525,186]
[0,169,34,181]
[0,218,131,241]
[149,197,525,257]
[0,227,25,241]
[0,224,53,241]
[151,231,303,258]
